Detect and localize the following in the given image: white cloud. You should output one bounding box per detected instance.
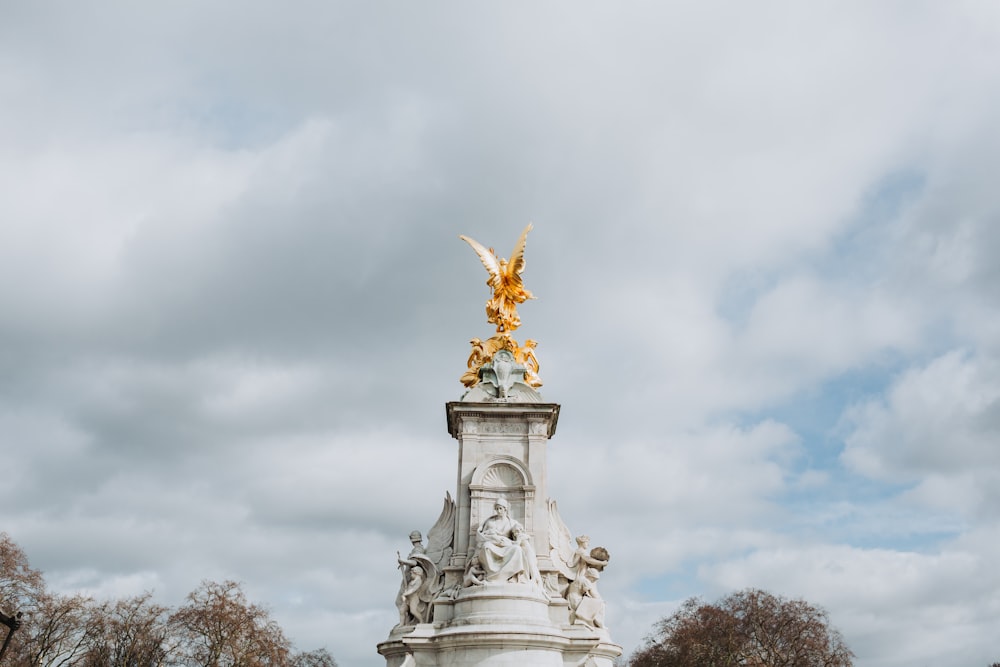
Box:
[842,350,1000,509]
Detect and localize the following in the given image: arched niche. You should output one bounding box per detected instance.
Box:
[469,457,536,539]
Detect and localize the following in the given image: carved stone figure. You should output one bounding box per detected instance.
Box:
[459,224,535,334]
[470,498,542,586]
[400,566,428,625]
[489,350,515,399]
[570,536,609,579]
[567,567,605,629]
[407,530,425,555]
[462,556,486,587]
[548,499,611,615]
[394,494,456,627]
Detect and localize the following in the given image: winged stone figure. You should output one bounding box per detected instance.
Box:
[395,492,456,626]
[548,499,609,604]
[459,224,535,333]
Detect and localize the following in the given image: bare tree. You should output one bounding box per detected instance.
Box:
[1,532,43,663]
[170,580,291,667]
[629,589,854,667]
[2,534,103,667]
[0,533,45,612]
[290,648,338,667]
[3,535,338,667]
[16,592,101,667]
[81,592,174,667]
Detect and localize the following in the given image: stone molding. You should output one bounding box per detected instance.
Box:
[445,402,560,440]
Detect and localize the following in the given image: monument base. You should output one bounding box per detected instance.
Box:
[378,583,621,667]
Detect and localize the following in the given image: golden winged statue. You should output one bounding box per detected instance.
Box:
[459,224,535,333]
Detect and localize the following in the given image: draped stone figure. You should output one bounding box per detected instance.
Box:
[470,498,542,586]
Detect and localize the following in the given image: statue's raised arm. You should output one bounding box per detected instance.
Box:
[459,224,535,333]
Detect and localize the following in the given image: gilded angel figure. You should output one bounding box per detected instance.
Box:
[459,224,535,333]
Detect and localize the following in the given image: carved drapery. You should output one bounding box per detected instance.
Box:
[469,457,536,543]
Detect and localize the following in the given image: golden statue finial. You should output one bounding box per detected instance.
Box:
[459,223,535,333]
[458,225,542,390]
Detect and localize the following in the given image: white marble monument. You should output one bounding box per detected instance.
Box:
[377,226,621,667]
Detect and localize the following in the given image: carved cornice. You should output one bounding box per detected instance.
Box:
[445,402,560,440]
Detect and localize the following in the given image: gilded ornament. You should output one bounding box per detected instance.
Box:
[458,225,543,389]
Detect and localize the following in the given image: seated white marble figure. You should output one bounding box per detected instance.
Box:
[474,498,542,585]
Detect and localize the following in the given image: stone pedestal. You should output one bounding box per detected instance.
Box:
[379,392,621,667]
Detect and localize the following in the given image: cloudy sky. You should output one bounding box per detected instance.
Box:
[2,2,999,665]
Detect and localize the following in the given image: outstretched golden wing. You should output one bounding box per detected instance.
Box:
[459,234,502,289]
[503,223,534,298]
